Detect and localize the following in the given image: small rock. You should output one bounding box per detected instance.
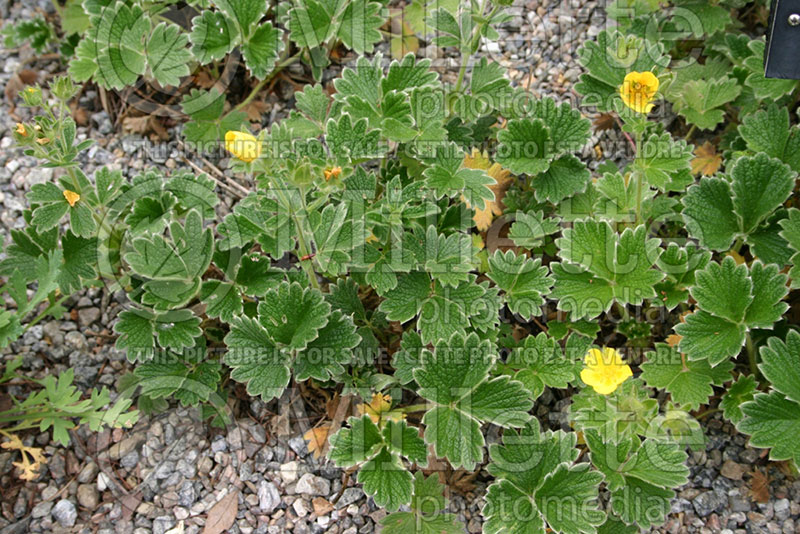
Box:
[721,460,746,481]
[258,481,281,513]
[293,498,309,517]
[693,491,724,517]
[52,499,77,527]
[312,497,333,516]
[78,307,101,327]
[774,498,790,521]
[281,461,300,484]
[296,473,330,496]
[31,500,53,518]
[77,484,100,510]
[77,461,99,484]
[65,331,87,351]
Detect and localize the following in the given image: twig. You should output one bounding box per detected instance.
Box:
[176,139,250,198]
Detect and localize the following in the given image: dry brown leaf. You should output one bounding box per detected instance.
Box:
[691,141,722,176]
[448,469,478,495]
[242,100,270,122]
[312,497,334,516]
[593,112,616,131]
[1,434,45,481]
[748,470,770,503]
[303,425,332,460]
[194,70,217,89]
[357,393,405,425]
[666,334,682,347]
[4,70,38,105]
[203,490,239,534]
[461,149,513,231]
[122,115,169,141]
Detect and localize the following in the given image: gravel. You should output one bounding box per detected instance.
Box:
[0,0,798,533]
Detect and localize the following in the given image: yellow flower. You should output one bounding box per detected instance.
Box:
[619,71,659,114]
[15,123,27,137]
[224,130,261,163]
[36,137,50,145]
[323,166,342,181]
[580,347,633,395]
[63,190,80,207]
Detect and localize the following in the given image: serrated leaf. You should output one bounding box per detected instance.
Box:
[358,447,413,512]
[535,463,605,534]
[113,308,156,362]
[507,210,560,249]
[553,222,663,319]
[534,154,591,204]
[780,208,800,288]
[154,309,201,351]
[720,374,757,425]
[672,76,741,130]
[639,133,693,190]
[189,11,237,63]
[758,330,800,404]
[224,314,290,401]
[496,118,551,175]
[738,392,800,464]
[328,415,384,468]
[641,344,733,410]
[338,0,385,55]
[200,280,243,322]
[146,22,191,86]
[675,310,746,366]
[487,250,553,317]
[242,22,283,79]
[293,310,360,381]
[739,104,800,172]
[507,333,579,399]
[257,281,330,350]
[382,419,427,465]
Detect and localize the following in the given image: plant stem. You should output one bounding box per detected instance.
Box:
[745,333,758,377]
[269,178,320,290]
[683,124,697,142]
[395,403,429,414]
[694,407,720,420]
[228,51,303,117]
[634,130,644,226]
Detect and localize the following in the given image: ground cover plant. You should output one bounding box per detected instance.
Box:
[2,0,800,532]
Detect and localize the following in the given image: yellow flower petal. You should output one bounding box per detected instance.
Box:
[224,130,262,163]
[619,71,659,114]
[63,190,80,207]
[581,347,632,395]
[15,123,27,137]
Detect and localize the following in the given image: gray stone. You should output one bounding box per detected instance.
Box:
[31,500,53,518]
[258,480,281,513]
[178,481,196,507]
[296,473,330,496]
[78,307,101,327]
[52,499,78,527]
[694,491,725,517]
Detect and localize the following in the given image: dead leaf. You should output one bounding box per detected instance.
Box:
[691,141,722,176]
[194,70,217,89]
[203,490,239,534]
[357,393,405,425]
[120,492,142,521]
[71,103,89,126]
[449,469,478,495]
[390,11,419,59]
[242,100,269,122]
[461,149,513,231]
[593,112,616,131]
[748,470,770,503]
[122,115,169,141]
[666,334,682,347]
[303,425,332,460]
[1,434,46,481]
[726,250,746,265]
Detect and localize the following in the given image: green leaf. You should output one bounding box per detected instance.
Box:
[257,281,331,350]
[416,332,532,470]
[189,11,237,63]
[780,208,800,288]
[641,344,733,410]
[507,333,579,400]
[743,40,799,100]
[527,97,591,152]
[487,250,553,317]
[382,419,427,465]
[654,242,712,310]
[682,154,795,251]
[534,154,591,204]
[758,330,800,404]
[294,310,360,382]
[378,273,488,344]
[738,392,800,464]
[59,231,97,293]
[326,113,381,161]
[672,77,741,130]
[224,314,290,401]
[288,0,334,49]
[328,415,384,468]
[720,374,757,425]
[639,133,693,190]
[337,0,385,55]
[676,258,789,365]
[673,1,731,36]
[113,309,156,362]
[507,210,560,249]
[358,447,413,512]
[200,280,243,322]
[739,104,800,172]
[242,22,283,79]
[553,222,663,319]
[535,463,605,534]
[215,0,266,37]
[422,143,494,210]
[154,309,201,351]
[382,54,440,94]
[496,118,551,175]
[146,22,191,87]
